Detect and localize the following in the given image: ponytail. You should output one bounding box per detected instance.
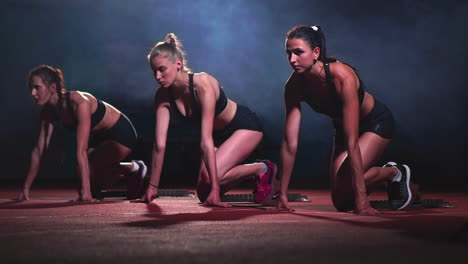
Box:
[28,65,66,102]
[148,33,191,72]
[286,25,336,63]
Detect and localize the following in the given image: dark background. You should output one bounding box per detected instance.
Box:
[1,0,467,190]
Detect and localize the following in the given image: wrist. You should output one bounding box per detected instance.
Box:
[210,184,220,192]
[149,182,159,189]
[81,190,92,196]
[278,190,287,196]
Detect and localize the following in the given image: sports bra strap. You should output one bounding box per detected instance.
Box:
[65,92,77,123]
[324,63,334,87]
[324,63,339,99]
[188,73,199,104]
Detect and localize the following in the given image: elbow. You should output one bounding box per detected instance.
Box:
[154,142,166,154]
[32,147,40,157]
[345,138,359,152]
[75,149,88,164]
[31,147,43,164]
[200,139,214,155]
[282,137,298,154]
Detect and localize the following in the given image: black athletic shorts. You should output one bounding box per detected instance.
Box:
[89,113,137,149]
[333,98,394,146]
[212,104,263,146]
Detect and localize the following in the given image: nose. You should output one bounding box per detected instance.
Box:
[31,89,37,97]
[289,54,297,64]
[155,71,162,81]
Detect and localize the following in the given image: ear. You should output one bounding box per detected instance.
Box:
[312,47,321,60]
[176,59,183,71]
[48,82,57,93]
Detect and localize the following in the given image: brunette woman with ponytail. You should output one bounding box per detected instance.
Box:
[136,34,277,207]
[278,25,414,214]
[17,65,146,202]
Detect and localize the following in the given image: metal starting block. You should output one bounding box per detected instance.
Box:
[221,193,310,202]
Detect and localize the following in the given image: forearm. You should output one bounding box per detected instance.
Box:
[23,148,42,191]
[279,139,297,196]
[347,143,366,198]
[148,146,165,188]
[76,151,91,195]
[200,140,219,192]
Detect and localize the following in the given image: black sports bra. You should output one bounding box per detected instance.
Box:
[303,62,365,117]
[169,73,228,119]
[62,92,106,129]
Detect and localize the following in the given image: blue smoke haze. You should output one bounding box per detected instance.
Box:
[1,0,467,187]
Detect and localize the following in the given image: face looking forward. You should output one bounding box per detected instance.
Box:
[30,75,56,105]
[285,38,320,74]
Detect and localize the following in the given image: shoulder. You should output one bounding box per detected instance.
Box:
[285,72,304,93]
[154,87,170,107]
[193,72,218,93]
[68,91,93,106]
[193,72,213,82]
[328,62,356,82]
[286,72,302,86]
[154,86,168,99]
[284,72,305,103]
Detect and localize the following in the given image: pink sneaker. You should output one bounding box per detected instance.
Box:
[253,160,278,203]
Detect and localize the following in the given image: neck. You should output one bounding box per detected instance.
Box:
[304,60,324,80]
[46,92,62,111]
[170,71,190,95]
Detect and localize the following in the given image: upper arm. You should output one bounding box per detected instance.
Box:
[154,89,171,150]
[73,95,92,154]
[334,64,360,146]
[283,76,302,143]
[195,74,216,142]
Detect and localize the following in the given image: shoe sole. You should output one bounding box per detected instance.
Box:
[396,164,412,210]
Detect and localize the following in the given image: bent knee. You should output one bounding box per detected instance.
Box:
[331,189,355,212]
[196,182,211,203]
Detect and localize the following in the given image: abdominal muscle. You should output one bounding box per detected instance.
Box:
[80,92,121,133]
[331,92,375,123]
[213,99,237,130]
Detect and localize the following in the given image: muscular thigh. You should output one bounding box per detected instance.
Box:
[215,130,262,175]
[331,132,392,191]
[198,129,263,181]
[88,140,132,171]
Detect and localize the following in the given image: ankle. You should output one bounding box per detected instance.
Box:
[256,162,268,175]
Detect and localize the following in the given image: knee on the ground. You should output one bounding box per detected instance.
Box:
[196,182,211,203]
[331,191,355,212]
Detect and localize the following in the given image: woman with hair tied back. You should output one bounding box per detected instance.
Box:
[137,33,277,207]
[17,65,147,202]
[278,25,415,214]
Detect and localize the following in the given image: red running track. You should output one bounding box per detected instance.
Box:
[1,187,467,264]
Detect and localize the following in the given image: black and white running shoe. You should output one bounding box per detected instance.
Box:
[133,160,148,180]
[127,160,148,199]
[384,162,413,210]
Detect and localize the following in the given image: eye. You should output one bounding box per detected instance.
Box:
[293,49,304,55]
